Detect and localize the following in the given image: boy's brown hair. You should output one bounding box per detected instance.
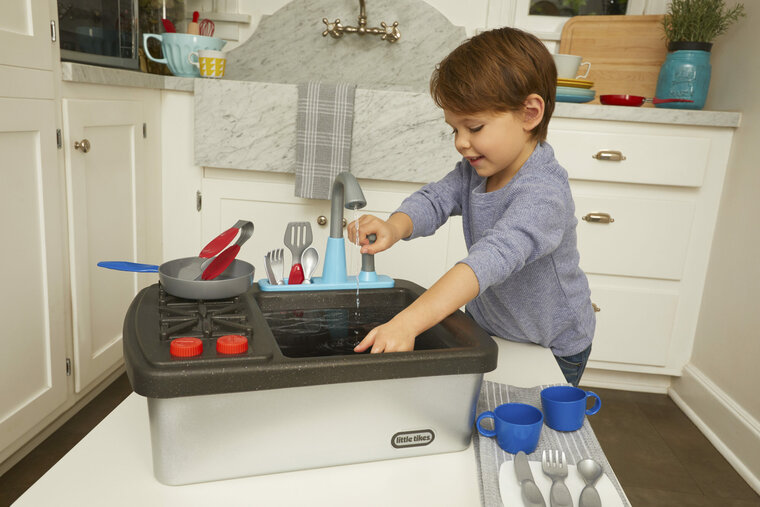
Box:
[430,27,556,142]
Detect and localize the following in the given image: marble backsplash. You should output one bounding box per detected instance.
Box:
[194,78,458,183]
[225,0,466,92]
[197,0,466,183]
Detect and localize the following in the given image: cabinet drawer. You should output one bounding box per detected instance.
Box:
[588,280,678,367]
[575,193,695,280]
[548,126,710,187]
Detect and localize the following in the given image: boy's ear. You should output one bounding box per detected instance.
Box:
[522,93,545,132]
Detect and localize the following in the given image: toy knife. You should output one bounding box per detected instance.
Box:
[515,451,546,507]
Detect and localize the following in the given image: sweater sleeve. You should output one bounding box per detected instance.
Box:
[394,162,466,239]
[460,178,570,295]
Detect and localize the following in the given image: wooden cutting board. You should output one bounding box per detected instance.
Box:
[559,15,667,105]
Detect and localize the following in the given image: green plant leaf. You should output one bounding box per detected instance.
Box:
[663,0,745,43]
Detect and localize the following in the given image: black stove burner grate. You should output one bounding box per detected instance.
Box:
[157,284,253,342]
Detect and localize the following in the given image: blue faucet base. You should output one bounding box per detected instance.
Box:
[258,274,394,292]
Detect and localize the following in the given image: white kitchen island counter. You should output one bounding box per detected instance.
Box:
[15,339,566,507]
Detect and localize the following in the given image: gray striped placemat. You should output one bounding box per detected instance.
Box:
[474,381,630,507]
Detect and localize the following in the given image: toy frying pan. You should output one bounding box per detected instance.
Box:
[97,258,254,299]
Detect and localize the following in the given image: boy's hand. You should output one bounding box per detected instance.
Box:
[353,263,480,354]
[354,316,416,353]
[347,213,413,255]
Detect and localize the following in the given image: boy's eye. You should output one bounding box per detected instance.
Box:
[450,125,483,135]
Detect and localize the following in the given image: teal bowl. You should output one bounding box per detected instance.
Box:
[143,33,226,77]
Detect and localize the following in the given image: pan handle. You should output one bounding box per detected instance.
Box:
[97,261,159,273]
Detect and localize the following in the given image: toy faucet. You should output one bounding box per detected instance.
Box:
[322,172,366,284]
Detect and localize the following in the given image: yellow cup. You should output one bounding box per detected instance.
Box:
[188,49,226,79]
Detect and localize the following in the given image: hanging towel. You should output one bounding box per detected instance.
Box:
[294,81,357,199]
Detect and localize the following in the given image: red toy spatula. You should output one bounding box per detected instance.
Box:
[201,221,254,280]
[161,19,176,33]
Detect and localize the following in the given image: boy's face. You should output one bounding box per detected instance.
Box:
[444,109,537,191]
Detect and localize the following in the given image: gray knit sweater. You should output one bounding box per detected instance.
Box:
[395,142,595,356]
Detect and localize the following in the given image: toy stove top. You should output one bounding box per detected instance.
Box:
[155,284,395,359]
[158,285,253,342]
[122,281,497,400]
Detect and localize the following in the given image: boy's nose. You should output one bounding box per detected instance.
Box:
[454,133,470,152]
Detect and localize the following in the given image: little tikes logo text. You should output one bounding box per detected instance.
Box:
[391,430,435,449]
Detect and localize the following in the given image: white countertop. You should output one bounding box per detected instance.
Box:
[15,339,566,507]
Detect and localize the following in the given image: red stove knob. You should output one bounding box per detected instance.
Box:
[217,334,249,354]
[170,337,203,357]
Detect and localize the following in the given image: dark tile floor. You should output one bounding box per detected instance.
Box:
[1,377,758,506]
[584,386,760,506]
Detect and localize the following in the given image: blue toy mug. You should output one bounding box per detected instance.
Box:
[476,403,543,454]
[541,385,601,432]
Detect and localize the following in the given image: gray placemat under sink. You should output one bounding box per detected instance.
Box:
[474,380,630,507]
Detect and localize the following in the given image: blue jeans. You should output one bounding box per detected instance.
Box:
[554,345,592,387]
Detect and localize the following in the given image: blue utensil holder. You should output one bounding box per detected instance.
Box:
[258,237,395,292]
[655,50,711,110]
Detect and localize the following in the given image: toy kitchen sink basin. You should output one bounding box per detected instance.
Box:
[123,279,497,485]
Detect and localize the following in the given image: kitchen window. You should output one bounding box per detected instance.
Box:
[513,0,649,41]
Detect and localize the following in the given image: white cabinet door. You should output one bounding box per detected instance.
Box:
[63,99,143,393]
[0,0,55,71]
[587,277,679,367]
[0,98,68,454]
[201,176,452,291]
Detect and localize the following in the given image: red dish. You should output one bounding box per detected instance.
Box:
[600,94,694,107]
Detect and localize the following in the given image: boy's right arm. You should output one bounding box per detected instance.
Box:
[347,212,413,255]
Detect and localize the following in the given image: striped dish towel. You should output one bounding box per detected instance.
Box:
[294,81,357,199]
[474,381,630,507]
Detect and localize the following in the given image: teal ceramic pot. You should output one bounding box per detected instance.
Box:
[143,33,225,77]
[655,43,712,110]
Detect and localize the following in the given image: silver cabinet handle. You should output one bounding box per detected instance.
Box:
[592,150,625,161]
[582,212,615,224]
[74,139,91,153]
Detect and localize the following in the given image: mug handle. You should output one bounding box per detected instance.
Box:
[142,33,166,64]
[476,411,497,437]
[576,61,591,80]
[585,391,602,415]
[188,51,200,68]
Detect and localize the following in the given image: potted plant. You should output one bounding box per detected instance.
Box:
[655,0,745,109]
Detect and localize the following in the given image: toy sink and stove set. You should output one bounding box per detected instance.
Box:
[120,173,498,485]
